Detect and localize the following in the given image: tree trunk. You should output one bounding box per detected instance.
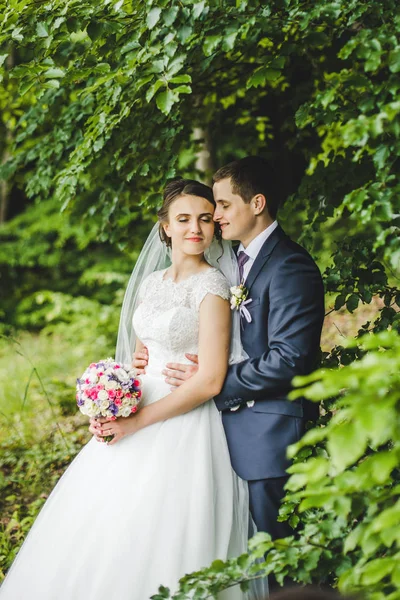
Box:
[193,127,214,186]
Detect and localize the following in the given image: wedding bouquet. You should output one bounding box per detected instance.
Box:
[76,359,142,440]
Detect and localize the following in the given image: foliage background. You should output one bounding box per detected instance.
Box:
[0,0,399,597]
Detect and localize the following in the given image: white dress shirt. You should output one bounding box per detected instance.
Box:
[238,220,279,281]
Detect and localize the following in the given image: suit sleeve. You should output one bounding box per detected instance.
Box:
[214,253,324,411]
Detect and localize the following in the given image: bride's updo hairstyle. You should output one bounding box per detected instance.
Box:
[158,179,217,248]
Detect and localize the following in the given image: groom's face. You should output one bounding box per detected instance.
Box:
[213,178,255,245]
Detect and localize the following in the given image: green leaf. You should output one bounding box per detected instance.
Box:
[163,7,179,27]
[247,66,281,89]
[327,420,368,472]
[388,48,400,73]
[19,78,36,95]
[360,557,395,585]
[156,89,177,115]
[146,79,165,103]
[346,294,359,313]
[36,22,49,38]
[174,85,191,95]
[11,27,24,42]
[203,36,221,57]
[334,293,346,310]
[44,68,65,79]
[43,79,61,89]
[87,22,103,41]
[0,54,8,68]
[170,74,192,84]
[147,8,162,30]
[193,1,206,19]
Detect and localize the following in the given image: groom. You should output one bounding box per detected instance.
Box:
[139,156,325,541]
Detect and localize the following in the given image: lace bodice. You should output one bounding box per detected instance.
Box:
[132,268,230,377]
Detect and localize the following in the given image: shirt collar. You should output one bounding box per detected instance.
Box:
[238,221,278,260]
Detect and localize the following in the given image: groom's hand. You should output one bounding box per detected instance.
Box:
[163,354,199,388]
[132,347,148,374]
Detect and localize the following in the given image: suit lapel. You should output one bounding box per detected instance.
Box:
[245,225,286,289]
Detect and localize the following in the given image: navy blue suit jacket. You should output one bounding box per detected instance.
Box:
[214,225,324,480]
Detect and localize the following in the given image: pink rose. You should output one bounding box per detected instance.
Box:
[131,406,138,413]
[125,392,132,398]
[115,398,122,406]
[115,390,123,399]
[108,389,116,399]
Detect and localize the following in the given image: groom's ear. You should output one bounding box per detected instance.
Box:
[251,194,267,215]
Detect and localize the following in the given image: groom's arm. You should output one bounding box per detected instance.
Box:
[214,253,324,412]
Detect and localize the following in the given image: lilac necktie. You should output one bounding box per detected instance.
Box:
[237,251,250,282]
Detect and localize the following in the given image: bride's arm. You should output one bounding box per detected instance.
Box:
[98,294,231,443]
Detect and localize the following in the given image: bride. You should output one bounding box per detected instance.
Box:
[0,179,267,600]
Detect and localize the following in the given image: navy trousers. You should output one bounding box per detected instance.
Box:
[248,477,293,591]
[248,476,292,540]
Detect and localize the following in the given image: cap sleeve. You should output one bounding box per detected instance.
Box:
[195,269,230,311]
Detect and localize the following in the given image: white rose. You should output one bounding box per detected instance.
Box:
[116,369,129,381]
[99,375,108,385]
[105,379,118,390]
[104,367,114,376]
[230,286,243,298]
[121,406,132,417]
[83,400,98,417]
[100,399,110,410]
[88,372,98,384]
[98,389,109,402]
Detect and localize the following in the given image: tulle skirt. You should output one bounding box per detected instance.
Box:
[0,372,267,599]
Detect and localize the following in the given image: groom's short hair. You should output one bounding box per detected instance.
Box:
[213,156,279,219]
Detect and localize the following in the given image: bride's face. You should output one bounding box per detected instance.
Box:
[163,194,216,255]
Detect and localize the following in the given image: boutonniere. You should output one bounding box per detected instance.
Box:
[230,284,253,323]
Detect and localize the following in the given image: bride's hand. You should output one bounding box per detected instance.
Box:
[89,414,143,445]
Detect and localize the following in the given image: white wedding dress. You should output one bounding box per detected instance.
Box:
[0,268,267,600]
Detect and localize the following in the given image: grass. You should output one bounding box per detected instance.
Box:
[0,332,101,580]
